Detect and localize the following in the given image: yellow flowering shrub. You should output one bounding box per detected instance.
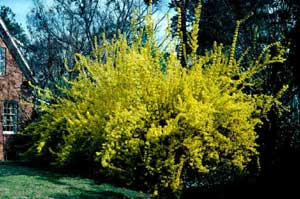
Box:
[24,6,287,196]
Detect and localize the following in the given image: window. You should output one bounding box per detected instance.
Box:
[2,100,18,134]
[0,47,5,75]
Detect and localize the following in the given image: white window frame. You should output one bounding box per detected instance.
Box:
[2,100,18,134]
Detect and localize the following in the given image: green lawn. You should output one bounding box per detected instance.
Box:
[0,162,150,199]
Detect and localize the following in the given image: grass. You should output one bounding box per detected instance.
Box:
[0,162,150,199]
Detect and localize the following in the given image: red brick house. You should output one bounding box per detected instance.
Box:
[0,18,35,160]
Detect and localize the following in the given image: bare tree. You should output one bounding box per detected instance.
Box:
[27,0,163,90]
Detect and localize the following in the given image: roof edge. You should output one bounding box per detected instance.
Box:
[0,18,36,84]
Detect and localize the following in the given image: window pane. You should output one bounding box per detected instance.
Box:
[0,47,5,75]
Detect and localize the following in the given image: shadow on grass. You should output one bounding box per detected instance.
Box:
[49,190,131,199]
[0,161,149,199]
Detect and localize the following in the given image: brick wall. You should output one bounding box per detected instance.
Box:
[0,37,32,160]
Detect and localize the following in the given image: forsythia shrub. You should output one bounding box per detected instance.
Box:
[24,5,287,197]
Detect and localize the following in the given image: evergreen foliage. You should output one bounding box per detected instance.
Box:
[23,5,287,197]
[0,6,28,44]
